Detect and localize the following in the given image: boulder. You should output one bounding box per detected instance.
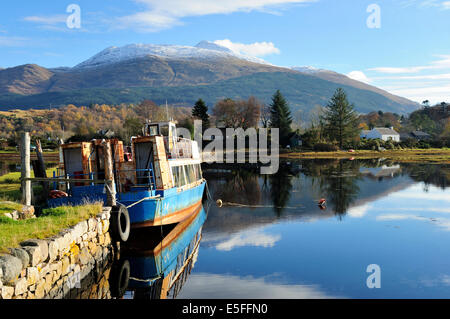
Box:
[47,240,59,263]
[1,286,14,299]
[20,239,49,262]
[9,248,30,268]
[23,246,41,267]
[26,267,40,286]
[14,277,28,296]
[88,218,98,232]
[79,248,91,265]
[0,254,23,284]
[35,281,45,299]
[61,257,70,276]
[19,205,35,220]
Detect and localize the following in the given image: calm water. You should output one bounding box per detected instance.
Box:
[177,160,449,299]
[5,158,450,299]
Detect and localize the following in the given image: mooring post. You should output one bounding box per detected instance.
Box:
[21,132,32,206]
[35,139,49,198]
[103,140,117,207]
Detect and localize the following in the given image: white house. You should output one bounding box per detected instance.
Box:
[360,127,400,142]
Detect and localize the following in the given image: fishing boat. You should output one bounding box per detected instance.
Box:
[48,121,206,239]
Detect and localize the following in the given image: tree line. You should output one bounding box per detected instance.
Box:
[1,88,448,150]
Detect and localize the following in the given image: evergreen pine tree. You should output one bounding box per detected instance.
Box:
[322,88,360,148]
[269,90,293,147]
[192,98,210,130]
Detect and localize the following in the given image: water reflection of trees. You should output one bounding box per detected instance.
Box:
[401,164,449,190]
[302,159,362,218]
[268,164,296,217]
[209,169,262,206]
[203,160,448,220]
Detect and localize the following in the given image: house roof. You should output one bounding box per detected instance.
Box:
[400,132,413,139]
[411,131,431,137]
[373,127,399,136]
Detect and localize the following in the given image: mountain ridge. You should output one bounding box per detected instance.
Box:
[0,41,420,116]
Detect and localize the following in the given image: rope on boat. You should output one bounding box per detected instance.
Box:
[118,194,161,209]
[129,276,162,283]
[204,180,213,202]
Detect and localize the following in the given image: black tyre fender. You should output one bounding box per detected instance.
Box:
[109,259,130,298]
[110,204,130,243]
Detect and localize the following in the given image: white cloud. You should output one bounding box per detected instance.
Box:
[347,204,371,218]
[346,71,371,83]
[374,73,450,80]
[118,0,316,32]
[369,55,450,74]
[177,273,342,299]
[400,0,450,10]
[215,228,281,251]
[23,15,67,25]
[213,39,280,57]
[0,36,29,47]
[366,55,450,103]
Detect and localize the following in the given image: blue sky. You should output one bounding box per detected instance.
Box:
[0,0,449,103]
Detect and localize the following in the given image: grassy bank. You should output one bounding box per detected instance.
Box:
[0,167,57,208]
[280,148,450,163]
[0,203,102,253]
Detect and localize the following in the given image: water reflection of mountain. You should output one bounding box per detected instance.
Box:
[202,160,448,237]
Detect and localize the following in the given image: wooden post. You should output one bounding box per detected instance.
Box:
[103,140,117,207]
[58,138,64,168]
[21,132,32,206]
[35,139,49,198]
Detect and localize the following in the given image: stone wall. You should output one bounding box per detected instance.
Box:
[0,207,114,299]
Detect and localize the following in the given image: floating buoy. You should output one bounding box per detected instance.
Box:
[318,198,326,207]
[216,199,223,208]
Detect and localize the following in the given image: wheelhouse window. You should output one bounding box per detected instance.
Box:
[171,164,202,188]
[147,125,159,136]
[171,165,187,188]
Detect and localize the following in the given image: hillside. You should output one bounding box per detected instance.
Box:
[0,42,420,117]
[0,72,419,118]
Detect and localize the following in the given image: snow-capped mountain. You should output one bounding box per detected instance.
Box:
[75,41,271,69]
[291,66,335,74]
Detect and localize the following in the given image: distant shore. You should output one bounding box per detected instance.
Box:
[1,149,449,164]
[280,148,450,163]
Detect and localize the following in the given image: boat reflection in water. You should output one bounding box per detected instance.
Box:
[111,203,207,299]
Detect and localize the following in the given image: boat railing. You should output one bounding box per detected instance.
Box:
[115,166,157,192]
[167,137,194,159]
[52,164,157,194]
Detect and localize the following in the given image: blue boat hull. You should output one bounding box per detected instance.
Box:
[120,181,206,227]
[48,181,206,227]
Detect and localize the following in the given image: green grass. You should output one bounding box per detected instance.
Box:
[0,167,57,204]
[0,201,22,215]
[0,203,102,253]
[280,148,450,163]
